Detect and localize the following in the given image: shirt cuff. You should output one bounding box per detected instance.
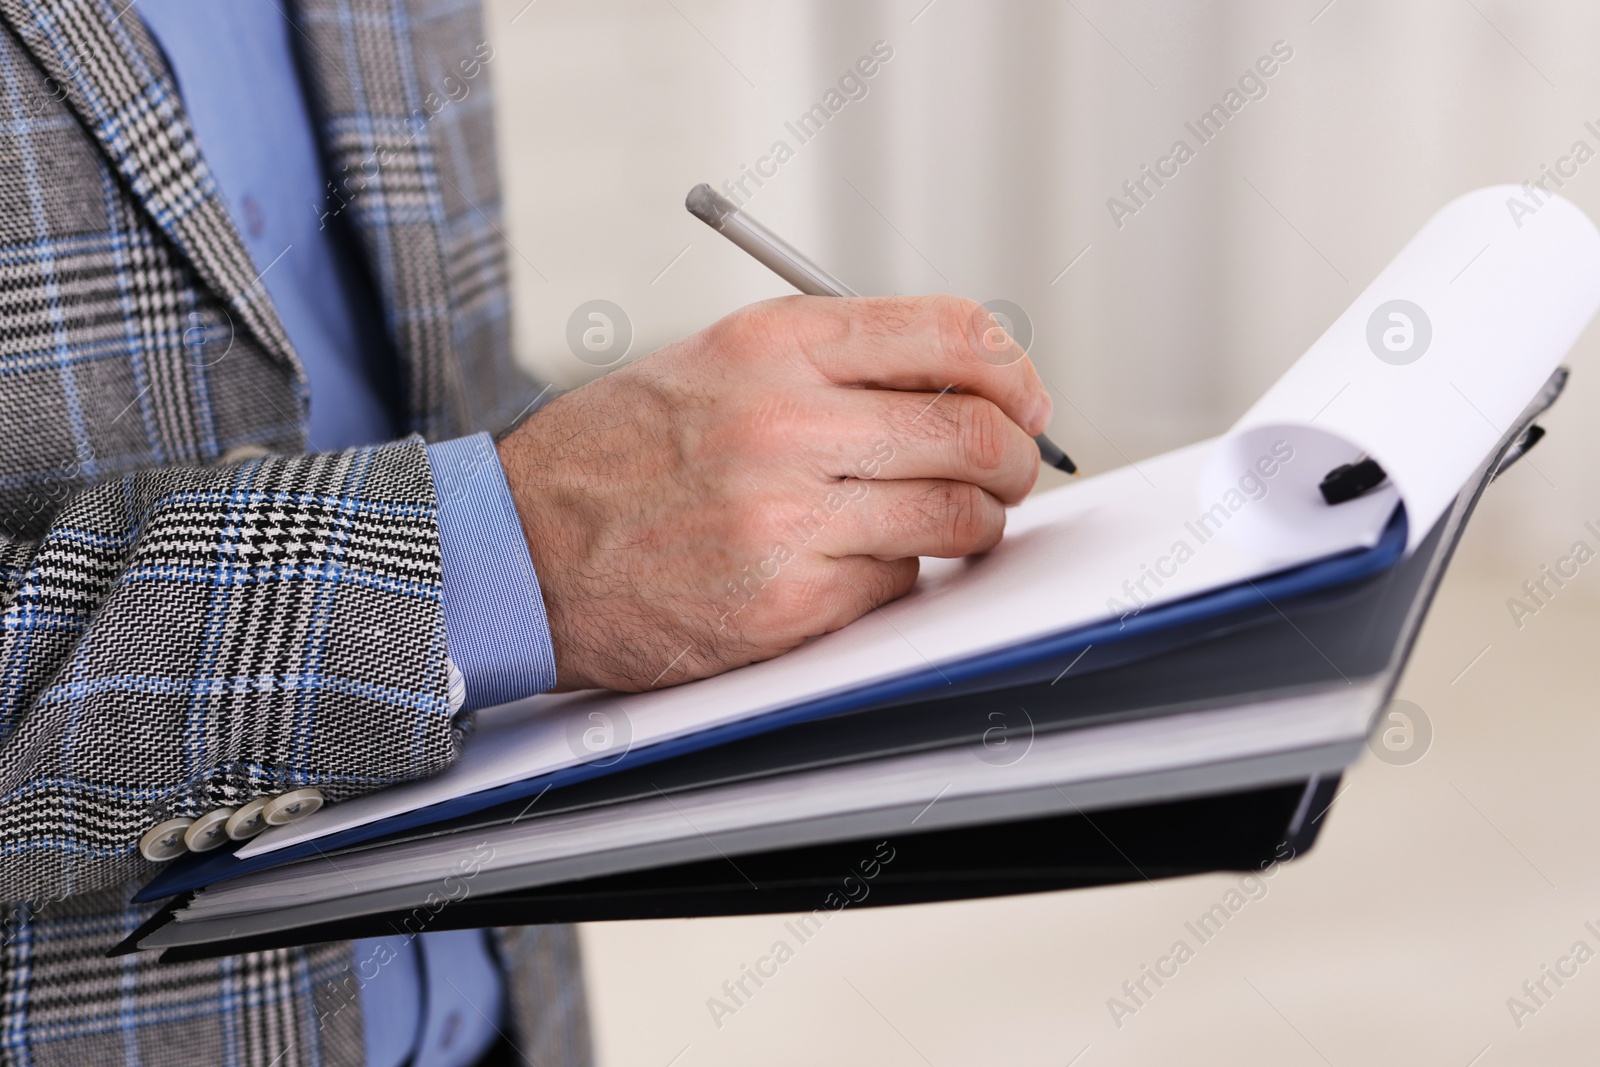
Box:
[427,433,558,710]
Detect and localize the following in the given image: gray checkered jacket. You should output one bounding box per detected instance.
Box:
[0,1,589,1063]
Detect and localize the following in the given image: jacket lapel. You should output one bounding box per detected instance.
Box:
[284,0,470,439]
[0,0,306,394]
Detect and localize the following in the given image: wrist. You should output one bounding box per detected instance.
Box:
[495,430,594,691]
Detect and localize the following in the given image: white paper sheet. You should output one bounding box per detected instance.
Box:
[237,186,1600,860]
[1199,185,1600,559]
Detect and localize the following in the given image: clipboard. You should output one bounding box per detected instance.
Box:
[121,368,1562,960]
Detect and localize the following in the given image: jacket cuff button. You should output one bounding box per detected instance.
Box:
[183,807,237,853]
[225,797,274,840]
[140,818,195,862]
[264,788,326,826]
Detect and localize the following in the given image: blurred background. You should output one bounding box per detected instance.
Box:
[483,1,1600,1062]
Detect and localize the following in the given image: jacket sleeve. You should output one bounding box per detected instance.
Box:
[0,439,460,903]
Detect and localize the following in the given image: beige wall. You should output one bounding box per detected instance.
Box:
[483,3,1600,1064]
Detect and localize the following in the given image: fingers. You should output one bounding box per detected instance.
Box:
[796,478,1006,561]
[819,388,1040,505]
[794,295,1053,437]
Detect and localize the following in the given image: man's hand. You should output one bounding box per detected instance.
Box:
[496,294,1053,692]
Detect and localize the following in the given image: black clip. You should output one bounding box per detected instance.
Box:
[1319,457,1387,506]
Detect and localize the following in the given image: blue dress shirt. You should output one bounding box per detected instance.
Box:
[138,4,558,1064]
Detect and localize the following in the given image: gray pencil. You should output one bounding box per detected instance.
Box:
[686,183,1077,475]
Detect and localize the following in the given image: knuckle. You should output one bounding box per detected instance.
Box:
[776,495,831,549]
[723,296,856,373]
[710,297,801,357]
[946,484,993,552]
[953,397,1010,473]
[856,296,920,339]
[728,393,806,456]
[867,557,919,606]
[734,496,791,552]
[913,481,994,555]
[888,556,921,598]
[930,294,982,359]
[890,388,954,449]
[856,563,901,611]
[708,304,765,355]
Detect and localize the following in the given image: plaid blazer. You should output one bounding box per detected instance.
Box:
[0,1,589,1064]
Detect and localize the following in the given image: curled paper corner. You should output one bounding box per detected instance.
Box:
[1196,424,1401,565]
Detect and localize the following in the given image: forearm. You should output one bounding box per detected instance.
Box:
[0,439,458,903]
